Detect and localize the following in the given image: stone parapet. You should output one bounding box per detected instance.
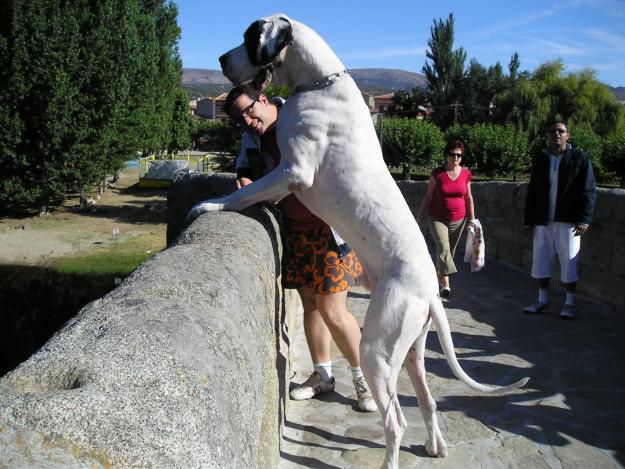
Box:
[0,180,296,467]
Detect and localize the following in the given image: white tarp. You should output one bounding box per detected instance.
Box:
[145,160,189,179]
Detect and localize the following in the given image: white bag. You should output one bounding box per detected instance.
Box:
[464,219,485,272]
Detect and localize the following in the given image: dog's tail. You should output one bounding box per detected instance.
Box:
[429,297,529,395]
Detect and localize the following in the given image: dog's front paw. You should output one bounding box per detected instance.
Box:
[186,201,224,222]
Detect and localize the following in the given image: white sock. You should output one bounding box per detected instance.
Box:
[538,288,548,304]
[313,362,333,382]
[565,292,575,306]
[350,366,364,381]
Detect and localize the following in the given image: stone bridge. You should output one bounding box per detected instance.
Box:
[0,173,623,467]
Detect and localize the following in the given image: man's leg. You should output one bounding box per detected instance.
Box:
[289,287,335,401]
[556,222,581,319]
[525,225,555,314]
[316,290,377,412]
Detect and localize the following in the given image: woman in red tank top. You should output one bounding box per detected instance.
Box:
[416,139,476,298]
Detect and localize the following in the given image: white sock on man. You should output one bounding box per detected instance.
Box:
[538,288,548,304]
[565,291,575,306]
[313,362,333,383]
[350,366,364,381]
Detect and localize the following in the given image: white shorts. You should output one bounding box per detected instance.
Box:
[531,222,580,283]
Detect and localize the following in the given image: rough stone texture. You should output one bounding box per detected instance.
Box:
[0,199,297,468]
[167,172,238,246]
[398,181,625,310]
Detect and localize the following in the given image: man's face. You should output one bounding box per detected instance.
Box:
[230,94,276,135]
[547,123,569,150]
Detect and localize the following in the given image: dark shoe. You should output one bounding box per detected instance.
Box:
[289,372,335,400]
[559,304,575,319]
[440,287,451,299]
[523,301,549,314]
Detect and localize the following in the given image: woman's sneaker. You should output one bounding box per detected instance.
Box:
[353,376,377,412]
[289,372,335,400]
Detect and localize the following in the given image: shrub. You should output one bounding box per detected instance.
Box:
[446,123,530,179]
[377,117,444,171]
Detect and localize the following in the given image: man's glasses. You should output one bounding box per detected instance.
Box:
[235,97,258,124]
[549,128,567,134]
[447,152,463,158]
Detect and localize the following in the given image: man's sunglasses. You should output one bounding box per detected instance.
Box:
[549,128,567,134]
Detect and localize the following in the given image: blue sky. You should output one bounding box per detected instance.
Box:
[175,0,625,87]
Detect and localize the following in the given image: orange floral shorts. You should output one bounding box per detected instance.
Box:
[283,226,363,295]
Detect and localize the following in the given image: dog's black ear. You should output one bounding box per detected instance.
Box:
[244,20,265,66]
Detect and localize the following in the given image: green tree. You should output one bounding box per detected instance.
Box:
[0,0,184,212]
[377,117,444,177]
[387,87,427,117]
[446,123,530,179]
[460,60,506,125]
[603,131,625,187]
[422,13,467,128]
[169,88,192,152]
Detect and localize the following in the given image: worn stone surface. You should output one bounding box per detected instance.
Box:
[0,205,295,468]
[280,253,625,468]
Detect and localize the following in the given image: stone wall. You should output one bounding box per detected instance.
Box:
[398,180,625,310]
[0,188,297,467]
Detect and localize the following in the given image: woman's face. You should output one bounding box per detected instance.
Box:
[446,149,463,166]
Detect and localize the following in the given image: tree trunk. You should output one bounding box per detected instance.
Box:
[402,163,411,181]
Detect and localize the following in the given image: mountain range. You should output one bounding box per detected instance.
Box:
[182,67,427,98]
[182,67,625,101]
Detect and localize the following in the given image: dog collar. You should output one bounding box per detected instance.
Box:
[293,69,350,94]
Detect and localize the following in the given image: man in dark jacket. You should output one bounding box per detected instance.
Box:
[523,120,596,319]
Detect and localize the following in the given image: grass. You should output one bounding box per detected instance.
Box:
[51,233,165,277]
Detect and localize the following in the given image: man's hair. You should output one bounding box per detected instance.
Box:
[444,139,465,155]
[224,84,260,117]
[547,119,568,132]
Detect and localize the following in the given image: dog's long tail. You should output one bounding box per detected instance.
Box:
[429,297,529,395]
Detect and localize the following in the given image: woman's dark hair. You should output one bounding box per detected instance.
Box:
[224,84,260,117]
[444,139,465,155]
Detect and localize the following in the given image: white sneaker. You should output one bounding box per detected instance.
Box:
[523,301,549,314]
[353,376,377,412]
[289,372,335,401]
[560,304,575,319]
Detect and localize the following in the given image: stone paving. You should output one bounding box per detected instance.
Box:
[279,257,625,469]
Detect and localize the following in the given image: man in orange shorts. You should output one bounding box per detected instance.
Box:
[224,84,376,412]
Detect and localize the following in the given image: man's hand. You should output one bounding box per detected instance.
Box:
[235,177,253,189]
[573,223,589,236]
[186,200,224,222]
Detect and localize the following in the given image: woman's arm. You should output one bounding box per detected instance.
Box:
[465,180,475,222]
[416,175,437,224]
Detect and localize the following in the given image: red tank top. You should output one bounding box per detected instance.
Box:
[428,166,472,222]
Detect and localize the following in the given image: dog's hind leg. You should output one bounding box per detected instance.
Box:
[403,317,448,458]
[360,280,428,469]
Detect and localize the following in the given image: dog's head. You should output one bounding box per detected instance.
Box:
[219,14,293,90]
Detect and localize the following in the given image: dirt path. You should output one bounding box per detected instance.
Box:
[0,168,168,265]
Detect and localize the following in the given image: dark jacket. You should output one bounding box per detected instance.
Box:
[524,145,596,226]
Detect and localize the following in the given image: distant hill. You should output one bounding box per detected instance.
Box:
[182,67,426,98]
[610,86,625,101]
[182,67,624,101]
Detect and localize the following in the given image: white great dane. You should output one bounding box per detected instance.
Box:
[189,14,529,469]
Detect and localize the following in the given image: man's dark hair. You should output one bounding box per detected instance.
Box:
[547,119,568,132]
[224,84,260,117]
